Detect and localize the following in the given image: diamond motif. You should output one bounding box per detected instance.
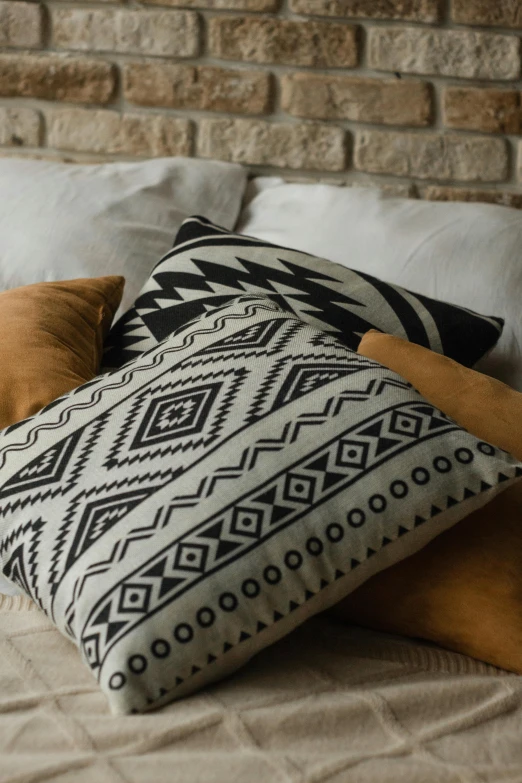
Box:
[230,507,264,538]
[336,439,369,469]
[83,634,101,667]
[283,473,316,504]
[118,584,152,614]
[173,543,209,572]
[131,383,222,450]
[389,410,423,438]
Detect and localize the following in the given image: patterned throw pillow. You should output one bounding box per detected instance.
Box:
[104,216,503,370]
[1,296,519,715]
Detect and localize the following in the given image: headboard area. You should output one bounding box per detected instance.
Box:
[1,0,522,207]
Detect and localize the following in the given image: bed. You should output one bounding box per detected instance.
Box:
[2,158,522,782]
[2,593,522,783]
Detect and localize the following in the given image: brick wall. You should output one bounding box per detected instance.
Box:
[2,0,522,206]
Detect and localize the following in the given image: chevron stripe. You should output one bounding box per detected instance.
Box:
[103,217,502,371]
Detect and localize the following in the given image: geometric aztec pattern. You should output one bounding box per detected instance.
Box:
[104,216,503,370]
[78,399,462,674]
[0,295,520,715]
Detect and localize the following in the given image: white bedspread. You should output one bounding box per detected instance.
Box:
[1,594,521,783]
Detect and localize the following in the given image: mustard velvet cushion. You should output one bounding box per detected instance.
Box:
[334,330,522,673]
[0,277,124,429]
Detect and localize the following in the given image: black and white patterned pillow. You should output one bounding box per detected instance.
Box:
[104,216,503,369]
[1,296,519,715]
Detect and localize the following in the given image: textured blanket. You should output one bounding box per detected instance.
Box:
[1,594,521,783]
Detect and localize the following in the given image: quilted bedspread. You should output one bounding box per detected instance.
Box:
[1,594,522,783]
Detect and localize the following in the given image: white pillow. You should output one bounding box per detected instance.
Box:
[237,179,522,390]
[0,157,247,313]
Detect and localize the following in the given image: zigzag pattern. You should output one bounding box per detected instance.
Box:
[0,294,518,715]
[65,375,396,641]
[1,517,46,609]
[68,413,109,488]
[104,216,503,371]
[4,302,371,598]
[78,400,461,670]
[247,349,366,422]
[49,471,184,590]
[0,299,283,467]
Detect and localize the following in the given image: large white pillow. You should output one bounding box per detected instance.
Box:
[238,179,522,390]
[0,157,247,313]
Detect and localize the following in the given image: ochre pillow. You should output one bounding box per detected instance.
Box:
[0,277,124,429]
[333,330,522,673]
